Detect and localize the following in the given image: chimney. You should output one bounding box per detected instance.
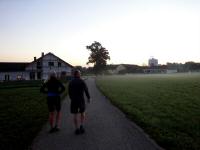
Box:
[34,57,36,61]
[42,52,44,57]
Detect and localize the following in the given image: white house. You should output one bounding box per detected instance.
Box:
[0,52,74,81]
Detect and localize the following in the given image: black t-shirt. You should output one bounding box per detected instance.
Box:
[68,78,90,102]
[40,78,65,96]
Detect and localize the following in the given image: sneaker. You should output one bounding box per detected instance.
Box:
[80,125,85,134]
[49,128,55,133]
[75,128,80,135]
[54,126,60,132]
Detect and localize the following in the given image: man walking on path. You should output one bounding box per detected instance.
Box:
[40,71,65,133]
[68,70,90,135]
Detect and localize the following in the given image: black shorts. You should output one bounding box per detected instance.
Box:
[70,101,85,114]
[47,96,61,112]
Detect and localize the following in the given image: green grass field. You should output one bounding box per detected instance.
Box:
[96,73,200,150]
[0,80,43,89]
[0,81,68,150]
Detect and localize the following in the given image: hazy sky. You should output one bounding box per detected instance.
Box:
[0,0,199,66]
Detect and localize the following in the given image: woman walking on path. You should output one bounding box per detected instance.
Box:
[68,70,90,135]
[40,71,65,133]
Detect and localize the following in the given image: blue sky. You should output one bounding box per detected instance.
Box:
[0,0,199,66]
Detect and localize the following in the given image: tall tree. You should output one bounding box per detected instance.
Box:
[86,41,110,74]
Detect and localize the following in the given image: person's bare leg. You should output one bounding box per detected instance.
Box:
[80,112,85,125]
[49,112,54,131]
[49,112,54,128]
[80,112,85,133]
[55,111,61,129]
[73,114,79,129]
[74,113,80,134]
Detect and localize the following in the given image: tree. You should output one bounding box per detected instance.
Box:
[86,41,110,74]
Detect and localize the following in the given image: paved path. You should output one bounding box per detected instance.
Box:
[32,77,163,150]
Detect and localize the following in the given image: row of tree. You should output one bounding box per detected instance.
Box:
[76,62,200,75]
[83,41,200,75]
[167,62,200,72]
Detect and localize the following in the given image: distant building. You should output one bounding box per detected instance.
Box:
[0,52,73,81]
[148,58,158,67]
[106,64,126,74]
[143,65,167,74]
[115,64,126,74]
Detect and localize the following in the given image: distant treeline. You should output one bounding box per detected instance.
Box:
[167,62,200,72]
[75,61,200,75]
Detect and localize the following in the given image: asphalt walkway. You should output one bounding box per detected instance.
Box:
[32,77,163,150]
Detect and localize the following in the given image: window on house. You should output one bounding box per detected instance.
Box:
[30,72,35,80]
[37,72,41,79]
[48,62,54,67]
[5,75,10,81]
[37,61,41,66]
[58,62,61,67]
[37,61,42,69]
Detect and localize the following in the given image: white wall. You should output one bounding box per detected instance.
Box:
[0,53,73,81]
[25,62,37,71]
[0,72,30,81]
[41,54,72,80]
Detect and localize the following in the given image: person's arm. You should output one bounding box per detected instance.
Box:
[58,81,65,94]
[68,81,73,100]
[83,81,90,103]
[40,82,48,94]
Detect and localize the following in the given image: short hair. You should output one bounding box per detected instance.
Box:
[49,71,57,78]
[73,70,81,77]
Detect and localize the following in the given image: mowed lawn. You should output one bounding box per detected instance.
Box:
[96,73,200,150]
[0,81,68,150]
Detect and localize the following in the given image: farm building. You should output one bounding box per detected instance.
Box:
[106,64,144,74]
[143,65,167,74]
[0,52,73,81]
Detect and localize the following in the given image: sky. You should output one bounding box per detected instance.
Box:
[0,0,199,66]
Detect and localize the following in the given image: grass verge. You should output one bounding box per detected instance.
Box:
[0,80,43,89]
[0,81,68,150]
[96,74,200,150]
